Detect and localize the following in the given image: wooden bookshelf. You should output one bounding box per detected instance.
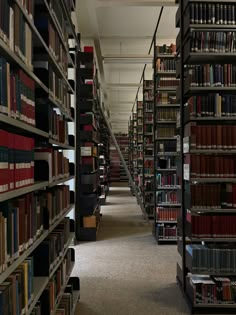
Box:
[0,0,80,313]
[176,0,236,312]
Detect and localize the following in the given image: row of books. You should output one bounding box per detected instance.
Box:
[39,249,73,314]
[189,124,236,149]
[35,15,68,75]
[190,31,236,53]
[189,3,236,25]
[49,0,70,46]
[156,127,176,137]
[144,125,153,133]
[188,94,236,117]
[156,207,180,221]
[34,218,70,276]
[144,168,154,175]
[157,156,177,169]
[188,154,236,178]
[14,4,33,68]
[35,148,70,182]
[144,103,153,112]
[0,257,34,315]
[187,244,236,274]
[156,59,176,72]
[157,140,177,153]
[157,108,179,121]
[49,109,69,144]
[144,193,154,204]
[0,130,34,193]
[189,275,236,305]
[190,183,236,209]
[143,81,154,90]
[189,64,236,87]
[143,91,153,102]
[190,215,236,237]
[155,44,176,55]
[156,173,180,187]
[156,224,177,239]
[156,191,178,204]
[144,113,153,123]
[144,180,155,191]
[156,93,177,105]
[0,58,35,125]
[156,77,179,88]
[0,186,71,274]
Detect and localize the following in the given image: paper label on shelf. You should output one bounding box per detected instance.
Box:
[184,164,190,180]
[183,137,190,153]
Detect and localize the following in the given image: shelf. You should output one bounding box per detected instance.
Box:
[72,290,80,314]
[28,277,49,314]
[156,87,177,92]
[157,203,181,207]
[188,149,236,155]
[49,139,75,150]
[156,137,177,140]
[48,176,75,188]
[190,208,236,214]
[157,186,181,190]
[156,220,177,223]
[0,114,49,138]
[0,230,47,285]
[157,152,178,156]
[15,0,74,93]
[28,234,74,315]
[156,71,176,75]
[156,104,180,108]
[157,120,176,124]
[0,203,74,285]
[156,54,176,59]
[189,178,236,183]
[0,181,48,202]
[156,168,177,172]
[0,36,48,93]
[190,237,236,242]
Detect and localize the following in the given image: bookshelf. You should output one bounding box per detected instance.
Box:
[153,43,180,244]
[128,111,138,193]
[0,0,80,314]
[176,0,236,312]
[136,100,144,200]
[110,133,129,182]
[98,105,110,205]
[76,46,101,242]
[143,79,155,218]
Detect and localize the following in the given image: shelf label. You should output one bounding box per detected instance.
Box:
[184,164,190,181]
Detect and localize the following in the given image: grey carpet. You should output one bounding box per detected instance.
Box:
[73,184,190,315]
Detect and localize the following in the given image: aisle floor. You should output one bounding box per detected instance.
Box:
[73,184,189,315]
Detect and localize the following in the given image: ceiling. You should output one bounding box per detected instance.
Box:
[76,0,178,132]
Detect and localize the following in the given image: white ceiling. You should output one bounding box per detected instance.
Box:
[76,0,177,132]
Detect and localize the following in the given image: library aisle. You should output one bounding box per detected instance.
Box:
[73,184,189,315]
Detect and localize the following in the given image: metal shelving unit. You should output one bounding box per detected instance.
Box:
[0,1,80,313]
[153,42,180,244]
[176,0,236,312]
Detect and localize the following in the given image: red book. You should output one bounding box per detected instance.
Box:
[0,130,9,193]
[8,133,15,191]
[84,46,93,53]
